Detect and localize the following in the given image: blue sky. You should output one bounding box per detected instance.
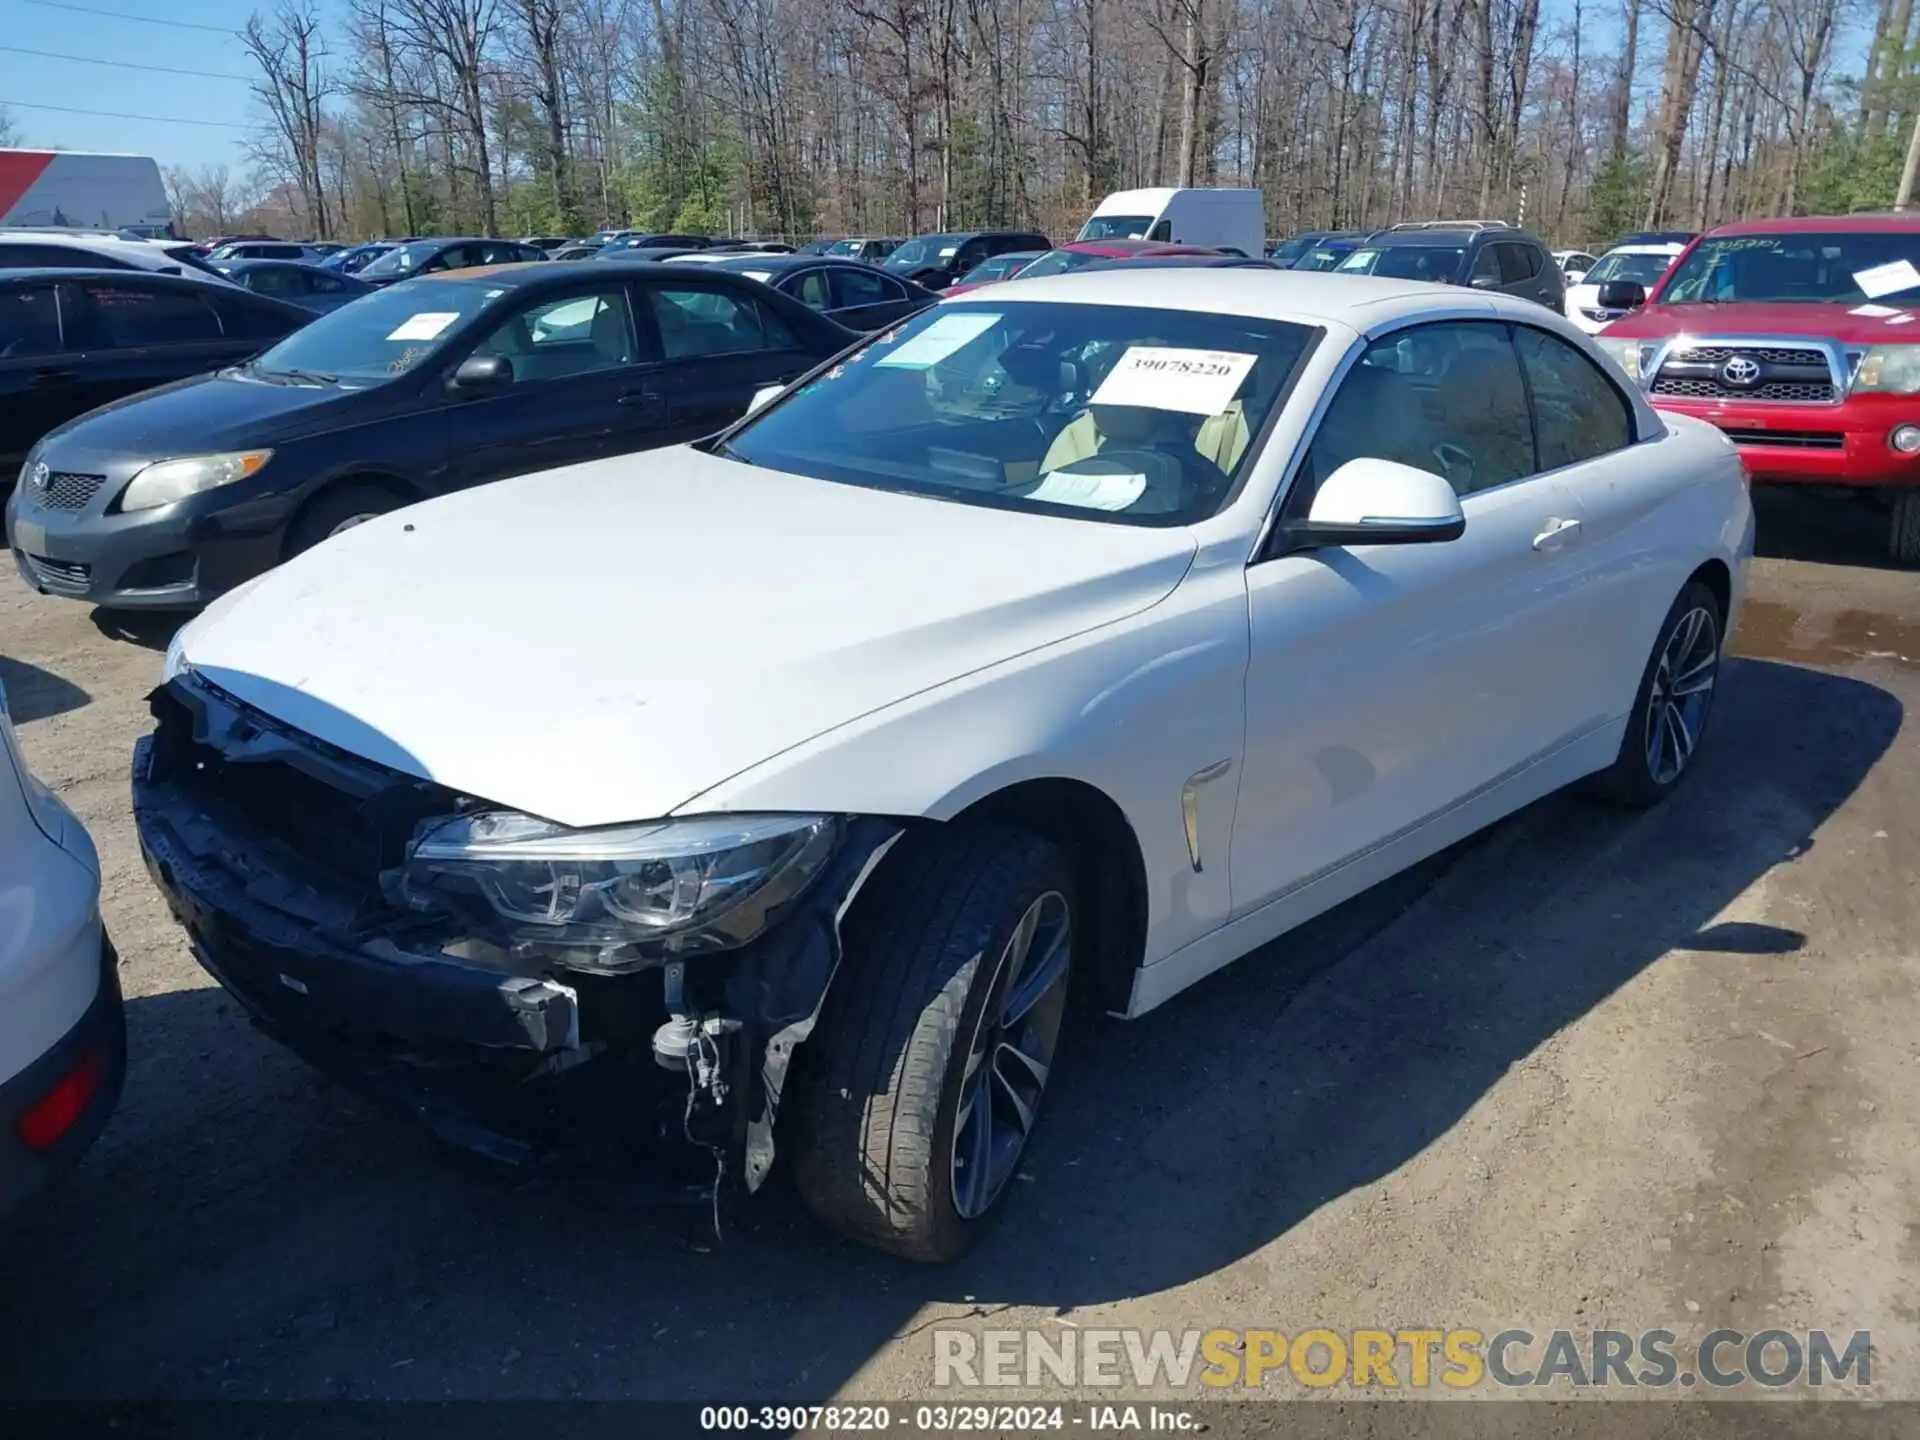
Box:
[0,0,345,172]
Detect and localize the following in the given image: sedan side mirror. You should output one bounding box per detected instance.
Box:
[1282,457,1465,549]
[1596,279,1647,311]
[449,353,513,394]
[1468,273,1502,290]
[746,383,783,414]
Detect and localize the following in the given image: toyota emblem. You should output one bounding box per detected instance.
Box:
[29,461,49,492]
[1721,355,1762,386]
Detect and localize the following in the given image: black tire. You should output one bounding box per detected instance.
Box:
[1589,578,1723,808]
[285,483,404,558]
[1891,490,1920,568]
[790,823,1075,1263]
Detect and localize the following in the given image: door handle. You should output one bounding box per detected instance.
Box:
[31,369,78,388]
[1532,516,1582,550]
[618,385,664,410]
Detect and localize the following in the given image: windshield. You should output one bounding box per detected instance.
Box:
[1292,246,1353,272]
[885,235,964,269]
[1269,238,1314,265]
[1336,245,1464,282]
[1078,215,1155,241]
[826,239,870,257]
[1010,248,1109,280]
[1583,250,1679,287]
[246,280,492,383]
[960,255,1028,284]
[358,242,441,279]
[1658,231,1920,303]
[724,301,1315,527]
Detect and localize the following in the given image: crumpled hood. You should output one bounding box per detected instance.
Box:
[175,447,1196,827]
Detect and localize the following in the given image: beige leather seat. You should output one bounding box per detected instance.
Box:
[1041,400,1250,475]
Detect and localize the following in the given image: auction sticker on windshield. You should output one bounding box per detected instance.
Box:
[1091,346,1257,414]
[875,312,1000,368]
[1853,260,1920,300]
[1028,470,1148,511]
[387,312,461,342]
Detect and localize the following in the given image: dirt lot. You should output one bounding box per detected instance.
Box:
[0,488,1917,1415]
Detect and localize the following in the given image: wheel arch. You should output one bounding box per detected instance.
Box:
[936,776,1149,1017]
[280,471,425,560]
[1689,556,1731,627]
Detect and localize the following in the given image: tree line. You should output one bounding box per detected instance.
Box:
[158,0,1920,246]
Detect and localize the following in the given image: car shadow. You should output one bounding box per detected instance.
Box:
[0,655,89,723]
[0,656,1897,1401]
[87,608,190,653]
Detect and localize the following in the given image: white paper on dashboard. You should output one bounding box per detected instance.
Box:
[1853,260,1920,299]
[1028,470,1148,511]
[1890,314,1917,326]
[387,312,461,341]
[1090,346,1258,414]
[1851,303,1903,317]
[874,312,1000,368]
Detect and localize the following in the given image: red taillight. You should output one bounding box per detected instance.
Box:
[16,1050,103,1151]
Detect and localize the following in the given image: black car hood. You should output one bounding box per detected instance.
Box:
[43,371,371,455]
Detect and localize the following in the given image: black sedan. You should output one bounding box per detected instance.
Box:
[356,238,547,287]
[687,254,934,330]
[0,267,310,479]
[7,262,857,609]
[209,259,374,313]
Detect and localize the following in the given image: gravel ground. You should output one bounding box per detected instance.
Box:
[0,487,1916,1420]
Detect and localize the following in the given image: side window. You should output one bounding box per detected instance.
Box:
[1300,322,1535,506]
[1148,219,1173,242]
[72,281,223,348]
[646,285,795,359]
[310,271,345,293]
[423,246,468,272]
[832,266,893,309]
[477,242,525,266]
[1469,245,1502,283]
[789,269,832,311]
[245,266,305,297]
[1497,243,1540,283]
[0,284,65,358]
[471,289,637,381]
[1514,327,1635,471]
[954,241,988,272]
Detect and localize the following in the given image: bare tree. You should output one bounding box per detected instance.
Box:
[243,1,337,236]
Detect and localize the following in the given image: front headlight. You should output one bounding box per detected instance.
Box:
[1596,337,1647,381]
[120,450,272,513]
[1853,345,1920,395]
[387,811,840,970]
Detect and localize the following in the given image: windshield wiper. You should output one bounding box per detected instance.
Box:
[260,367,342,386]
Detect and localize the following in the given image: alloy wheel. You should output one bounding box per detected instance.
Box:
[950,890,1072,1220]
[1645,604,1719,785]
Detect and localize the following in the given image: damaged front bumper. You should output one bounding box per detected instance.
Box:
[131,673,901,1191]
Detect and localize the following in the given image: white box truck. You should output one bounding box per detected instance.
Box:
[1077,188,1265,256]
[0,150,174,237]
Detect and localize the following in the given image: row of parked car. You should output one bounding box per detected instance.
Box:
[1,228,1757,1262]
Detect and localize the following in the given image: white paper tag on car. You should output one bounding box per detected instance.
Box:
[1851,302,1903,317]
[387,312,461,341]
[875,312,999,368]
[1091,346,1257,414]
[1028,470,1147,511]
[1853,260,1920,300]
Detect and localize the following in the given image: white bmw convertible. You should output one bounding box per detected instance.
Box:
[135,270,1753,1260]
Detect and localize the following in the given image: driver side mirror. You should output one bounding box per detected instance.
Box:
[1596,279,1647,311]
[1469,273,1502,290]
[1281,457,1465,550]
[448,353,513,394]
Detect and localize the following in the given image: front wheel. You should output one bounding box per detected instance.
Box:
[790,824,1075,1262]
[1890,489,1920,568]
[1589,579,1723,807]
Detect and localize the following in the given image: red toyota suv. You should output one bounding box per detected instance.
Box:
[1592,214,1920,564]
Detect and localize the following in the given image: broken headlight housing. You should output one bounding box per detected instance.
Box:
[387,811,840,971]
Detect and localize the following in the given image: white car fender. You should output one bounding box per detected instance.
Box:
[681,538,1255,973]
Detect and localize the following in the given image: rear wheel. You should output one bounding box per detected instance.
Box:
[1890,490,1920,568]
[285,483,404,558]
[1589,579,1723,808]
[791,823,1075,1262]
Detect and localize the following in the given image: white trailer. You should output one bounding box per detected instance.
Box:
[0,150,174,237]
